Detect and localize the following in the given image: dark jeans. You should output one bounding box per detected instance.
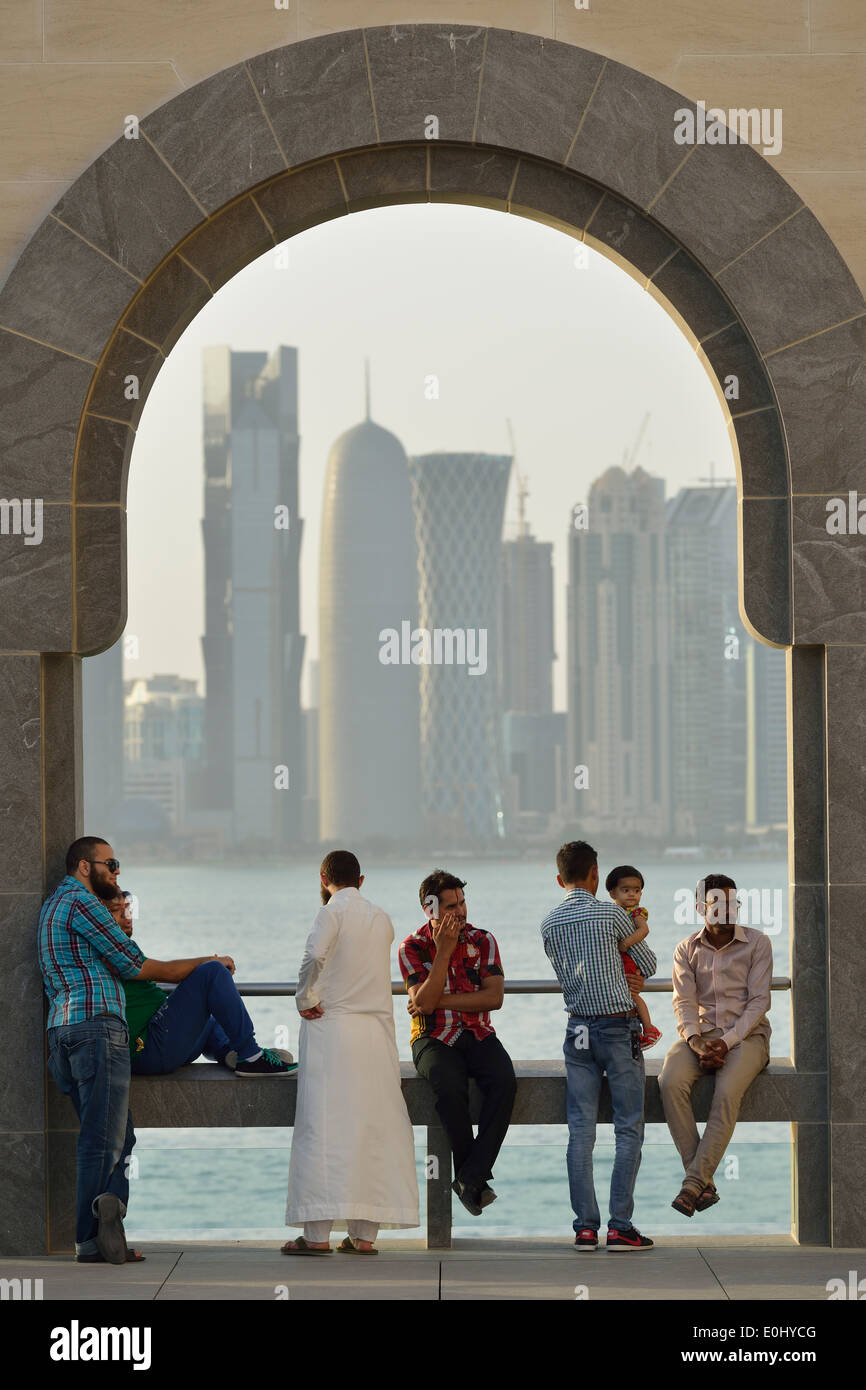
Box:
[133,960,257,1074]
[563,1014,645,1233]
[413,1031,516,1187]
[47,1014,136,1258]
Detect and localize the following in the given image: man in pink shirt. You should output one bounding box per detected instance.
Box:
[659,873,772,1218]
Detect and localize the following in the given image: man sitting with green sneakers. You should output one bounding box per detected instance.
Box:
[108,891,296,1078]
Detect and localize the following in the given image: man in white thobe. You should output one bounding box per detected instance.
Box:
[282,850,419,1255]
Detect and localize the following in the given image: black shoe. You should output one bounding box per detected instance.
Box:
[451,1179,483,1216]
[574,1227,599,1252]
[234,1048,298,1077]
[479,1183,497,1209]
[94,1194,127,1265]
[606,1225,654,1252]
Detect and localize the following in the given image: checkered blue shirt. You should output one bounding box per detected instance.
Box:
[540,888,658,1016]
[38,875,145,1029]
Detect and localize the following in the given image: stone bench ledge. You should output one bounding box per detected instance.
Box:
[45,1059,826,1130]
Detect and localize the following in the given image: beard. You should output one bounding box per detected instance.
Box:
[320,884,331,906]
[92,871,117,901]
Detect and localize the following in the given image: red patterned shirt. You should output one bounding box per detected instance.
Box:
[398,921,504,1046]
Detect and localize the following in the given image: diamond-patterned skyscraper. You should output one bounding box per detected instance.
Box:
[408,452,512,843]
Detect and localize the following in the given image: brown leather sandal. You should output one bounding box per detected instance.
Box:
[336,1236,378,1255]
[671,1187,698,1217]
[281,1236,332,1255]
[695,1185,720,1212]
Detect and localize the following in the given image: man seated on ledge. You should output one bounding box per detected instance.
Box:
[660,873,772,1219]
[107,889,296,1080]
[399,870,516,1218]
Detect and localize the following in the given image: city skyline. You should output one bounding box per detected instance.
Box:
[122,203,737,710]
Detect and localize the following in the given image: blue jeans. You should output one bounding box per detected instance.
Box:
[132,961,257,1074]
[47,1014,136,1258]
[563,1014,645,1233]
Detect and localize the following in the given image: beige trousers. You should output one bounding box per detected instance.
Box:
[304,1219,379,1246]
[658,1028,770,1194]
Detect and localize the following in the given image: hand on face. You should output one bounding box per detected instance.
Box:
[431,911,462,956]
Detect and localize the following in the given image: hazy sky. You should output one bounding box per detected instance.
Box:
[126,202,734,710]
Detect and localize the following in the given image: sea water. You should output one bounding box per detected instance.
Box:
[120,855,792,1241]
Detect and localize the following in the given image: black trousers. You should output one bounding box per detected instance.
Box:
[413,1031,517,1187]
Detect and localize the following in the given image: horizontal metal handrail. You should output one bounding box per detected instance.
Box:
[164,976,792,996]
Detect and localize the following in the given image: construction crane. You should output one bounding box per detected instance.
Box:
[624,411,651,471]
[506,418,529,538]
[693,459,736,488]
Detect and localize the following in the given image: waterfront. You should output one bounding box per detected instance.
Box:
[120,855,792,1243]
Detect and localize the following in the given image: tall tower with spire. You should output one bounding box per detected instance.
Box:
[318,364,421,843]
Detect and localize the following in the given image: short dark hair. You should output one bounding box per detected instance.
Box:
[65,836,110,876]
[418,868,467,910]
[605,864,644,892]
[320,849,362,889]
[697,873,737,901]
[556,840,597,885]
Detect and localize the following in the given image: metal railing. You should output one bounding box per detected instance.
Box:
[172,977,792,996]
[148,974,795,1249]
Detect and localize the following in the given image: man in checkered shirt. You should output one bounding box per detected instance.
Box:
[540,840,657,1252]
[399,869,516,1217]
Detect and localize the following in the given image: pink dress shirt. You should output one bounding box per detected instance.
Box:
[671,923,772,1052]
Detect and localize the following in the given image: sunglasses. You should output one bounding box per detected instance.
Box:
[89,858,120,873]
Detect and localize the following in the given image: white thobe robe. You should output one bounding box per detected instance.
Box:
[285,886,419,1229]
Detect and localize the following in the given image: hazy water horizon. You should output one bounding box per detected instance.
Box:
[121,855,792,1242]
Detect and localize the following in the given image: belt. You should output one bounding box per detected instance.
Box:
[569,1009,636,1019]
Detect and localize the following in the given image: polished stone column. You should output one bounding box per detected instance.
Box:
[0,655,82,1255]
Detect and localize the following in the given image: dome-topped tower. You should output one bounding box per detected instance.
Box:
[318,367,420,843]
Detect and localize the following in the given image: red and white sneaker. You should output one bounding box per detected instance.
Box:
[639,1025,663,1051]
[606,1226,654,1252]
[574,1228,599,1252]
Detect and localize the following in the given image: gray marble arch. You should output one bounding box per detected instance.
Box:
[1,24,862,1254]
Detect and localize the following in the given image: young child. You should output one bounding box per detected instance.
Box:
[605,865,662,1050]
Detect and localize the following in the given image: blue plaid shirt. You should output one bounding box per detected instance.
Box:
[38,875,145,1029]
[540,888,658,1016]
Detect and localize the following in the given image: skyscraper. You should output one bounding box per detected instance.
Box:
[82,640,124,833]
[567,465,669,838]
[746,638,788,830]
[500,485,560,821]
[666,484,746,844]
[200,345,304,848]
[318,377,421,843]
[500,499,555,715]
[409,451,512,843]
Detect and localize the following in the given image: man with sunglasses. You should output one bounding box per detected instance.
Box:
[38,838,147,1264]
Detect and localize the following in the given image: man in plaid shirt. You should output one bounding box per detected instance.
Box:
[38,837,145,1264]
[399,869,516,1216]
[540,841,656,1253]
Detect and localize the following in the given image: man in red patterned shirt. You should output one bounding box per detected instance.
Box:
[399,869,516,1216]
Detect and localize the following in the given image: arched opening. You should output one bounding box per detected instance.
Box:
[76,198,792,1242]
[5,28,862,1253]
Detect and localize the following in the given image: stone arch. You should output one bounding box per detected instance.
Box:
[2,25,862,1252]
